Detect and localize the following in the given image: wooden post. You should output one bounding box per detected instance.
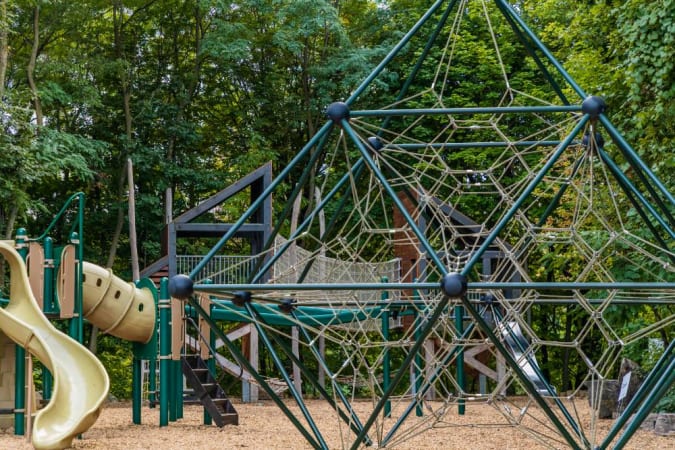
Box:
[249,327,259,402]
[127,159,140,282]
[27,242,44,309]
[25,354,32,442]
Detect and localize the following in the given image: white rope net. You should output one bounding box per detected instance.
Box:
[194,1,673,448]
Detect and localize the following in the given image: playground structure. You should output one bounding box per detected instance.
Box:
[163,1,673,449]
[0,1,673,449]
[0,193,243,449]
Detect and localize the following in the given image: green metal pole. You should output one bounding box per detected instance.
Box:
[186,297,322,448]
[494,0,570,104]
[397,140,565,150]
[613,357,675,450]
[601,339,674,449]
[13,345,25,436]
[352,105,582,117]
[462,115,589,273]
[413,284,424,417]
[13,230,28,436]
[197,281,675,293]
[454,304,465,415]
[189,121,333,280]
[345,0,450,104]
[132,358,142,424]
[349,295,452,450]
[40,237,55,401]
[173,359,182,421]
[495,0,587,100]
[149,358,157,408]
[42,365,52,403]
[290,310,372,444]
[204,325,215,425]
[204,295,215,425]
[242,302,329,449]
[598,146,674,239]
[159,278,171,427]
[249,158,366,284]
[253,130,334,276]
[71,229,84,342]
[378,0,459,133]
[599,114,675,207]
[343,121,446,272]
[381,322,477,447]
[381,278,391,418]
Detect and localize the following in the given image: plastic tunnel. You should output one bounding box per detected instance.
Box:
[75,262,156,344]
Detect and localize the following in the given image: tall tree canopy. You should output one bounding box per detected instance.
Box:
[1,1,672,399]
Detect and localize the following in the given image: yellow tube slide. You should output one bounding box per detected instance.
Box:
[0,241,109,450]
[78,262,156,344]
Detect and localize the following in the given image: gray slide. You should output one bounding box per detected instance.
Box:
[500,321,555,396]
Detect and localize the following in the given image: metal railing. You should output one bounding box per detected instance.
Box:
[177,255,258,284]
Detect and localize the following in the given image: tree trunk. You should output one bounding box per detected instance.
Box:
[0,0,8,99]
[90,1,137,354]
[27,6,43,128]
[128,159,140,281]
[89,163,128,354]
[0,203,18,289]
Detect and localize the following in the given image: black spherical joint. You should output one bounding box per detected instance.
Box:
[168,274,194,300]
[581,96,606,119]
[440,272,468,298]
[232,291,251,307]
[481,292,495,304]
[278,298,297,314]
[367,136,384,153]
[326,102,350,125]
[582,131,605,149]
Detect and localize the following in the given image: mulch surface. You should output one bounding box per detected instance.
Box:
[1,399,672,449]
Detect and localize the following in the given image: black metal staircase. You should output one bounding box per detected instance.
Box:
[181,354,238,426]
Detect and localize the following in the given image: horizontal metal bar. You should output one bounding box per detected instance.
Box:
[352,105,582,117]
[208,298,675,308]
[194,281,675,291]
[392,140,567,150]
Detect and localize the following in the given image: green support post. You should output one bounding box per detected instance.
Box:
[149,358,157,408]
[131,277,160,420]
[13,344,25,436]
[13,229,28,436]
[132,358,142,424]
[43,238,59,402]
[601,340,674,448]
[169,354,177,422]
[413,284,423,417]
[613,357,675,450]
[381,277,391,418]
[455,304,465,415]
[159,278,171,427]
[174,359,183,420]
[42,365,52,403]
[205,297,215,425]
[69,231,84,343]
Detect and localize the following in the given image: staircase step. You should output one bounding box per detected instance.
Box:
[181,355,238,428]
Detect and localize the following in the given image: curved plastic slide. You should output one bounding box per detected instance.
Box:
[0,241,109,450]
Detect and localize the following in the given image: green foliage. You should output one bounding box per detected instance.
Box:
[1,0,672,408]
[95,335,133,400]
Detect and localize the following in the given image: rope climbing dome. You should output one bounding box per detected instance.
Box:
[171,1,674,448]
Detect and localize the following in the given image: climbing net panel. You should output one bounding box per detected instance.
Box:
[183,1,674,448]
